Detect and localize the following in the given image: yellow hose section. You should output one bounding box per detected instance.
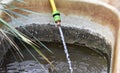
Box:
[49,0,57,12]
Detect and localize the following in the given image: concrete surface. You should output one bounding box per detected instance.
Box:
[0,0,120,72]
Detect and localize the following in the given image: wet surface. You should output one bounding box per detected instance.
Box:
[0,42,107,73]
[19,24,111,60]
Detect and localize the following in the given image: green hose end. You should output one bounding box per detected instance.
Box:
[52,11,61,23]
[54,15,61,23]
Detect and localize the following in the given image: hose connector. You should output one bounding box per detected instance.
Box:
[52,10,61,26]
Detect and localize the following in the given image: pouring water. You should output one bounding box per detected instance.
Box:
[58,26,73,73]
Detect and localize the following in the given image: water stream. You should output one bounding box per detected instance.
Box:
[58,26,73,73]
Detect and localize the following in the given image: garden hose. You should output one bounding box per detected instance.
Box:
[49,0,61,26]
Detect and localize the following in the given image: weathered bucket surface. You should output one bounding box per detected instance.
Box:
[0,0,120,73]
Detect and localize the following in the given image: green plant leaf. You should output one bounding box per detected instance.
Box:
[0,3,43,15]
[0,29,24,60]
[15,0,26,3]
[0,0,54,68]
[0,18,53,67]
[3,9,28,19]
[2,9,53,53]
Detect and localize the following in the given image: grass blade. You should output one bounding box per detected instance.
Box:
[18,38,47,71]
[0,18,53,67]
[2,9,53,53]
[0,3,43,15]
[0,29,24,60]
[3,9,28,19]
[0,0,54,68]
[15,0,26,3]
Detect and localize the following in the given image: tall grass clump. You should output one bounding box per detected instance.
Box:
[0,0,53,68]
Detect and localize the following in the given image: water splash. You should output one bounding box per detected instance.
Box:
[58,26,73,73]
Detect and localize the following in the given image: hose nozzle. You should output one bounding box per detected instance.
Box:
[52,11,61,26]
[56,20,61,26]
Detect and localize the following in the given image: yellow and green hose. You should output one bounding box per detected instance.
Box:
[49,0,61,25]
